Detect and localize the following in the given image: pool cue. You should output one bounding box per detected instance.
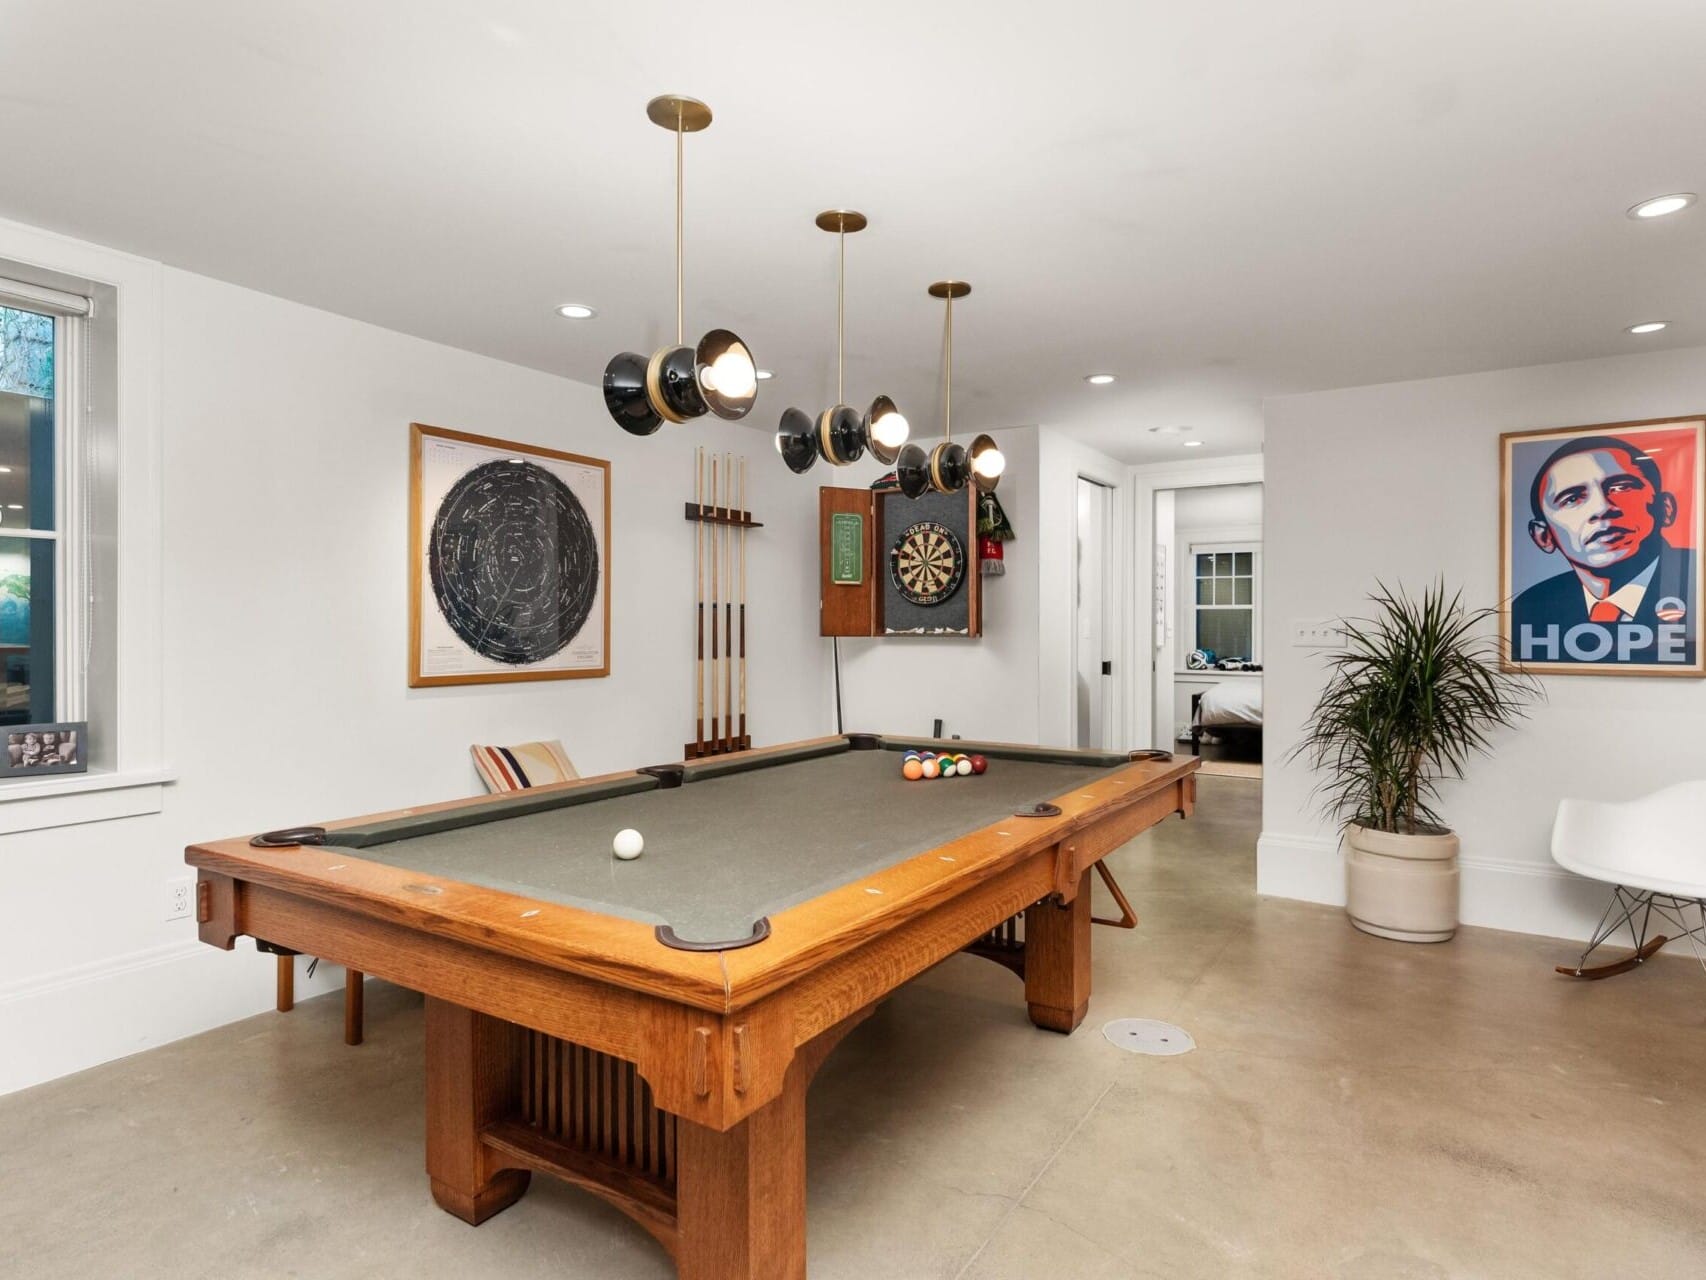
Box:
[710,453,720,752]
[694,447,704,758]
[738,456,747,749]
[724,451,734,752]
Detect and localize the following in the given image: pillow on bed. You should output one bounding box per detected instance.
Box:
[471,740,579,794]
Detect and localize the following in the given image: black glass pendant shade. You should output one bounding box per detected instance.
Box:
[865,395,908,466]
[816,405,866,466]
[695,329,757,420]
[648,344,710,423]
[776,406,818,474]
[895,442,931,498]
[603,350,663,435]
[928,441,969,493]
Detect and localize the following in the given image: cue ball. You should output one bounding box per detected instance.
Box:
[970,754,988,774]
[613,828,644,860]
[955,756,973,776]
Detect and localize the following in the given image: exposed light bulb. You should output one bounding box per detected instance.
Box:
[702,348,756,399]
[872,409,909,450]
[972,447,1006,478]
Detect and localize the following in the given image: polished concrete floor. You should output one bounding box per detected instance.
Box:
[4,777,1704,1279]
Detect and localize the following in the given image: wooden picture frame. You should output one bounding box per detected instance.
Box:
[1500,415,1705,677]
[409,423,611,687]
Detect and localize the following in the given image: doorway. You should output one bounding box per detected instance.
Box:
[1151,481,1263,776]
[1073,476,1116,750]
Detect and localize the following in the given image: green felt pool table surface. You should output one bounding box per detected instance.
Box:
[323,736,1142,947]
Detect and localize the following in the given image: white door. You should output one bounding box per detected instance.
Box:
[1074,478,1115,750]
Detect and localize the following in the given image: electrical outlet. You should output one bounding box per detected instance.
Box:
[165,877,194,922]
[1291,618,1341,648]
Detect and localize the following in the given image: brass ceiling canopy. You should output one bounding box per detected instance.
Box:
[927,280,972,300]
[776,210,910,474]
[645,94,713,132]
[604,95,757,435]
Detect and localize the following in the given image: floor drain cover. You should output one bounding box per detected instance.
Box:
[1102,1018,1195,1056]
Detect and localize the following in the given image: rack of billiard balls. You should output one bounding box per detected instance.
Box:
[901,749,988,781]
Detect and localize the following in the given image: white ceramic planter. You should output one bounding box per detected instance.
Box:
[1344,823,1460,943]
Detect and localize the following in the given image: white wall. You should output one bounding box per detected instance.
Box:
[1260,344,1706,941]
[1,264,830,1095]
[835,427,1040,741]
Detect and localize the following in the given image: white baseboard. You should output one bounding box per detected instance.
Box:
[0,939,348,1097]
[1256,830,1616,945]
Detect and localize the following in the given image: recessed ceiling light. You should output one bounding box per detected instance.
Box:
[1628,321,1669,334]
[4,504,19,510]
[1627,194,1696,220]
[0,466,11,473]
[1085,373,1116,385]
[555,303,597,319]
[1182,440,1204,448]
[1146,425,1192,436]
[755,369,774,380]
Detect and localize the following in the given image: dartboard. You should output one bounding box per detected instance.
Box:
[889,520,966,606]
[429,459,599,664]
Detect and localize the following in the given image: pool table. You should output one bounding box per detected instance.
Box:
[187,733,1197,1279]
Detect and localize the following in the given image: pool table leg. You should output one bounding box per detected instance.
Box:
[1024,868,1094,1033]
[424,998,532,1224]
[672,1010,866,1280]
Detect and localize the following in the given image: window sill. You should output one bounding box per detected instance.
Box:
[0,767,175,836]
[1175,669,1263,678]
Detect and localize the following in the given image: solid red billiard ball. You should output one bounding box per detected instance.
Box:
[970,754,988,775]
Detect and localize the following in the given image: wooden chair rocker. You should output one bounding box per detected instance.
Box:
[1551,781,1706,979]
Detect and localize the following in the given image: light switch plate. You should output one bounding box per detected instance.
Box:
[1290,618,1341,648]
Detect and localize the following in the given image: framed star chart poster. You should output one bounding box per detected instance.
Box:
[409,423,610,686]
[1500,415,1704,677]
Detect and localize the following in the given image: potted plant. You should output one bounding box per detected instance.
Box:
[1293,582,1538,942]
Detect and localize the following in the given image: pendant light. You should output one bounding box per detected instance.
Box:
[776,210,910,474]
[604,96,758,435]
[895,281,1004,497]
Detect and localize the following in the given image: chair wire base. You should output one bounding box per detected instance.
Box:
[1561,886,1706,978]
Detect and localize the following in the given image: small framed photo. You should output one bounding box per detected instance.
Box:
[3,721,88,778]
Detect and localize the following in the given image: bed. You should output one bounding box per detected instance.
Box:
[1190,679,1263,759]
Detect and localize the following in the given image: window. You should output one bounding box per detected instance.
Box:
[0,227,166,828]
[0,300,63,726]
[1191,542,1259,661]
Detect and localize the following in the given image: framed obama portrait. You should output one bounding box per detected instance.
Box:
[1501,416,1705,677]
[409,423,610,687]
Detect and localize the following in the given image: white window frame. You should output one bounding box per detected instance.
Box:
[0,215,168,833]
[1188,540,1262,663]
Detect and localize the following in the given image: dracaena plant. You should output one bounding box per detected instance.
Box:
[1293,581,1539,835]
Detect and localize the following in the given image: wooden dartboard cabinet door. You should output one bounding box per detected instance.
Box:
[818,486,981,639]
[819,487,877,637]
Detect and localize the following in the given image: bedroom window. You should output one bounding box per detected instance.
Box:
[1191,542,1260,661]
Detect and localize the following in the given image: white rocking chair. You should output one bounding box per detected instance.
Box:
[1551,781,1706,979]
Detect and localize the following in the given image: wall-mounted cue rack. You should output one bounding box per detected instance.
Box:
[818,485,981,638]
[687,449,762,758]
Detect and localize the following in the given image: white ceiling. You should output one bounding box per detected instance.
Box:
[2,1,1704,461]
